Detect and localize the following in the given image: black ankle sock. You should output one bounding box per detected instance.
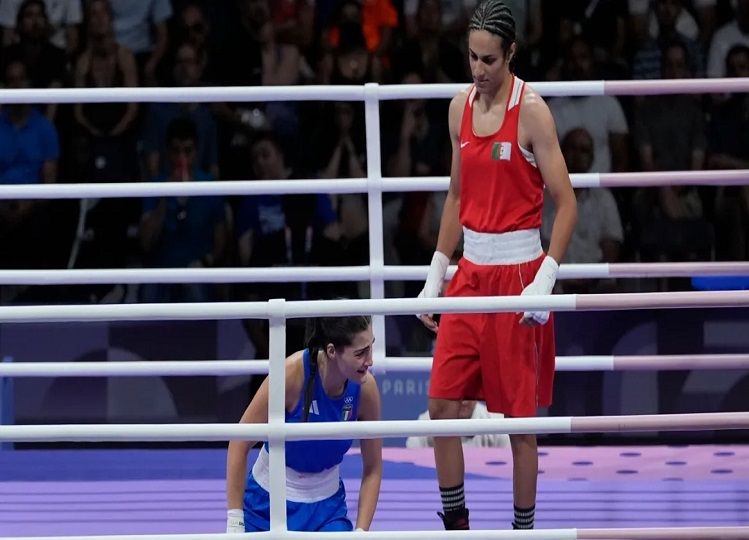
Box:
[439,483,465,514]
[512,505,535,529]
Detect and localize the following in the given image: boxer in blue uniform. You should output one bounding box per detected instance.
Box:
[226,314,383,532]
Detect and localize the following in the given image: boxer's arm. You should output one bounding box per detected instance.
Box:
[355,374,383,531]
[521,90,577,264]
[418,91,469,330]
[517,89,578,325]
[226,356,303,510]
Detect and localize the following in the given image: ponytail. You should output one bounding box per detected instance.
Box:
[301,319,322,422]
[301,347,318,422]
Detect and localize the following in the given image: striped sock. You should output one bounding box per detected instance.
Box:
[512,505,535,529]
[439,483,465,514]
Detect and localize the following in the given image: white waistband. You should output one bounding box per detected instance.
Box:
[251,446,341,503]
[463,228,543,265]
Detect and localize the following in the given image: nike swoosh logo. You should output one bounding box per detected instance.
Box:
[460,141,469,148]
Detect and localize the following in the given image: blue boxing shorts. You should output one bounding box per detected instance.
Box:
[242,448,353,532]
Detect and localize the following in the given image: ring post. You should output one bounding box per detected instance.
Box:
[364,82,387,374]
[266,299,287,534]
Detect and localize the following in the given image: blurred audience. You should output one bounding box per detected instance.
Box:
[138,117,226,303]
[0,0,68,121]
[706,44,749,261]
[542,128,624,295]
[73,0,139,183]
[2,0,748,374]
[0,57,59,303]
[0,0,82,57]
[632,38,711,290]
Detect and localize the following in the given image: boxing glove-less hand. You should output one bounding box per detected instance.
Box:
[226,509,245,533]
[519,256,558,325]
[416,251,450,319]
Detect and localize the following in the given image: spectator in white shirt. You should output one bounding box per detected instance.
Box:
[109,0,173,85]
[548,36,629,174]
[707,0,749,78]
[629,0,716,48]
[542,128,624,294]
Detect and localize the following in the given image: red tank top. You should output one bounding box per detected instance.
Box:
[458,76,545,234]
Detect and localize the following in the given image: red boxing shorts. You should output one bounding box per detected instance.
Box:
[429,254,555,417]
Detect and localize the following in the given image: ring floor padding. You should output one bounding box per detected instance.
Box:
[1,446,747,534]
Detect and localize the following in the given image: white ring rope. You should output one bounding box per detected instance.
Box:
[0,170,747,199]
[1,412,748,442]
[2,528,748,540]
[0,261,746,285]
[0,178,369,199]
[381,169,749,191]
[3,79,747,540]
[0,291,746,323]
[1,354,748,378]
[0,77,746,105]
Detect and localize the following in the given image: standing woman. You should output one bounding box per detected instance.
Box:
[226,315,382,532]
[417,0,577,531]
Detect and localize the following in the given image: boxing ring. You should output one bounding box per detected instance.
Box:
[0,77,749,539]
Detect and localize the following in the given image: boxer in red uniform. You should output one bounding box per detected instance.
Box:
[416,0,578,531]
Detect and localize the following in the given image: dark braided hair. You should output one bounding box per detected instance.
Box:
[468,0,516,51]
[301,313,372,422]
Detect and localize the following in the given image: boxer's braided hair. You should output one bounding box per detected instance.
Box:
[301,313,372,422]
[468,0,516,66]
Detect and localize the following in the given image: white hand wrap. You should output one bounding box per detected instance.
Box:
[416,251,450,318]
[520,256,559,325]
[355,528,365,531]
[226,509,245,534]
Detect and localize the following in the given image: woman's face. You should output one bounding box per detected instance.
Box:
[181,5,208,46]
[88,0,112,38]
[326,326,374,384]
[467,30,513,95]
[251,139,284,180]
[19,3,47,40]
[174,43,201,86]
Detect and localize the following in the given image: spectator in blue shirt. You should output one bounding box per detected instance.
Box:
[138,117,227,303]
[0,56,58,186]
[0,56,60,277]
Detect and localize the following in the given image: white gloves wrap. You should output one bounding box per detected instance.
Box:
[226,509,245,533]
[519,256,559,325]
[416,251,450,318]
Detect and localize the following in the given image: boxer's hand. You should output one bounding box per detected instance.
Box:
[226,509,245,533]
[417,251,450,333]
[519,256,558,326]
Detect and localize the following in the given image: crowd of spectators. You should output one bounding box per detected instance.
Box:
[0,0,747,358]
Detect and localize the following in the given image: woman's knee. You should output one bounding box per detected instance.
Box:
[509,433,537,455]
[428,398,462,420]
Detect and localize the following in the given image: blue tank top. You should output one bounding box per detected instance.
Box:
[264,349,361,473]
